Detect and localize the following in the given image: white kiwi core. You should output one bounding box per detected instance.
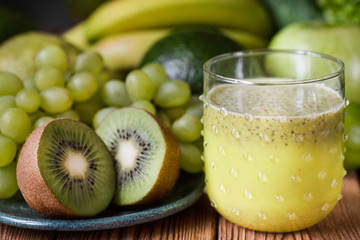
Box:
[116,140,139,171]
[65,151,89,177]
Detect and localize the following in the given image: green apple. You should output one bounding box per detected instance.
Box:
[269,21,360,104]
[269,21,360,170]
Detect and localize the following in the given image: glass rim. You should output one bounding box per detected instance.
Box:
[203,49,345,85]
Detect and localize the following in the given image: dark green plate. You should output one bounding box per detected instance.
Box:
[0,171,204,231]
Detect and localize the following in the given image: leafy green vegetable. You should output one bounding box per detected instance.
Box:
[316,0,360,25]
[260,0,323,30]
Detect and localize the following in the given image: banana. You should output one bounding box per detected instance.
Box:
[91,28,171,71]
[62,22,89,50]
[91,28,268,71]
[85,0,274,41]
[219,28,268,49]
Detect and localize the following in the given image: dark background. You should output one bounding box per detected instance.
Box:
[1,0,76,33]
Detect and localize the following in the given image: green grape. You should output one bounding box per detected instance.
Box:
[92,107,118,129]
[193,136,204,151]
[33,116,54,129]
[35,44,68,72]
[125,69,154,101]
[0,161,19,199]
[54,109,80,121]
[159,106,185,122]
[34,67,65,91]
[21,76,36,89]
[141,62,167,90]
[0,72,24,96]
[73,96,103,125]
[131,100,156,115]
[171,114,202,142]
[0,135,17,167]
[15,88,41,113]
[97,69,114,85]
[73,50,104,75]
[67,72,98,102]
[28,110,46,123]
[40,87,73,114]
[154,80,191,108]
[102,79,132,107]
[156,111,171,127]
[185,96,203,119]
[0,95,16,116]
[179,142,203,173]
[0,107,32,144]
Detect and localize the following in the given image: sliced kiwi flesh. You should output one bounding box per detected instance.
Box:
[96,107,180,206]
[17,119,116,218]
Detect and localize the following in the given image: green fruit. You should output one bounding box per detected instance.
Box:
[139,29,242,94]
[0,95,16,116]
[0,32,79,79]
[96,107,180,206]
[92,107,118,129]
[33,116,54,130]
[101,79,132,107]
[0,107,32,144]
[40,87,73,114]
[125,69,154,101]
[0,161,19,199]
[17,119,116,217]
[158,106,185,122]
[131,100,157,115]
[268,21,360,105]
[153,80,191,108]
[0,72,24,96]
[141,62,167,90]
[179,142,203,174]
[35,45,68,73]
[171,114,202,142]
[0,135,17,167]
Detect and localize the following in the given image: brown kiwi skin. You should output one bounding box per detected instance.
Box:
[116,107,181,206]
[16,121,77,218]
[137,117,180,205]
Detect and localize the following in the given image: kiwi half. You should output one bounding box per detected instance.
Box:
[96,107,180,206]
[16,119,116,218]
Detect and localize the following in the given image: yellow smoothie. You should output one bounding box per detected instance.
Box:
[203,83,346,232]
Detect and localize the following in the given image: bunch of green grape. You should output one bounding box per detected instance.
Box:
[0,45,204,199]
[0,45,109,199]
[93,62,204,174]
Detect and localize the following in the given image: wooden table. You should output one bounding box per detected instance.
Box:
[1,171,360,240]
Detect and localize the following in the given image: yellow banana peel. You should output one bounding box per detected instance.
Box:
[85,0,274,41]
[91,28,171,71]
[90,28,268,71]
[62,22,89,50]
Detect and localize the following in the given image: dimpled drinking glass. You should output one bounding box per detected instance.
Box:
[202,50,346,232]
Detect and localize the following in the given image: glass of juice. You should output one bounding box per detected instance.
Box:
[202,50,346,232]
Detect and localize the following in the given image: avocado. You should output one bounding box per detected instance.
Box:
[139,29,242,94]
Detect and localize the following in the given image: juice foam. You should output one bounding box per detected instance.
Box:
[203,84,345,232]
